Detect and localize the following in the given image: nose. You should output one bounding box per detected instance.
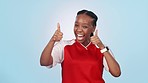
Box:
[76,26,83,32]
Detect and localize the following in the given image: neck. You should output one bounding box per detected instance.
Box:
[82,40,91,46]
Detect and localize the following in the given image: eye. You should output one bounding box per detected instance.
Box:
[82,26,88,29]
[74,24,79,27]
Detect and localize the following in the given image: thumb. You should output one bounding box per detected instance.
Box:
[57,23,61,31]
[94,29,98,36]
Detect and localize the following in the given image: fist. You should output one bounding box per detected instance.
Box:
[90,29,104,48]
[51,23,63,42]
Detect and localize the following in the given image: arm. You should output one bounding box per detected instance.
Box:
[100,46,121,77]
[90,29,121,77]
[40,23,63,66]
[40,40,55,66]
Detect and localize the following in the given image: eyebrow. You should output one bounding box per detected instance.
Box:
[75,21,92,26]
[75,21,89,25]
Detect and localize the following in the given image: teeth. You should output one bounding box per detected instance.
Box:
[77,34,83,37]
[77,34,84,40]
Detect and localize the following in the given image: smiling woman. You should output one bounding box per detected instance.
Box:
[74,10,97,46]
[1,0,148,83]
[40,9,121,83]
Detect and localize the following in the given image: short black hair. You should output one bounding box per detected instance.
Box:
[77,10,98,26]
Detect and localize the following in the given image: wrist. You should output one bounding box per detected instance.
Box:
[100,46,105,49]
[49,38,56,43]
[97,43,105,49]
[100,46,109,53]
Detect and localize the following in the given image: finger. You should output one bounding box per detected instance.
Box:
[53,35,57,41]
[57,23,61,31]
[95,29,98,36]
[58,32,63,35]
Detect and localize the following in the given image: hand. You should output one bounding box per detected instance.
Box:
[51,23,63,42]
[90,29,105,48]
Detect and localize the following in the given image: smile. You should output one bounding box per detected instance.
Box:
[77,34,84,40]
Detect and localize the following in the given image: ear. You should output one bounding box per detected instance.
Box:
[92,26,96,33]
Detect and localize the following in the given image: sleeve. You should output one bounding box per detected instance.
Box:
[103,48,115,71]
[46,41,64,68]
[103,57,109,71]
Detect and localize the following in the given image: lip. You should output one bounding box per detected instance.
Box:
[76,34,85,40]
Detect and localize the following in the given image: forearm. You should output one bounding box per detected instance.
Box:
[40,39,55,66]
[40,23,63,66]
[103,51,121,77]
[97,41,121,77]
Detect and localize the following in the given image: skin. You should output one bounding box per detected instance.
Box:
[40,14,121,77]
[74,14,95,46]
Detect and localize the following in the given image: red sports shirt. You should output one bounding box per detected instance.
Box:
[48,39,110,83]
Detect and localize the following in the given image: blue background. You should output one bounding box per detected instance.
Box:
[0,0,148,83]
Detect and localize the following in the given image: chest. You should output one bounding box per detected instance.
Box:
[63,43,103,66]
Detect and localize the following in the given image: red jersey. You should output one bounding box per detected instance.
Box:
[48,39,109,83]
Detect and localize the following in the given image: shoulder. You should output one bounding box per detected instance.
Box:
[54,39,75,47]
[58,39,75,45]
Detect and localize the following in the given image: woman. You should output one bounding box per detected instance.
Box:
[40,10,121,83]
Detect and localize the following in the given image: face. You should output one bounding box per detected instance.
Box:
[74,14,96,46]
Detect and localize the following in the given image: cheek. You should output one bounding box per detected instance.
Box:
[84,29,93,35]
[73,28,76,34]
[74,27,76,31]
[73,28,75,32]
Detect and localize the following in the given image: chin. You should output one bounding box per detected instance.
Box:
[76,39,84,43]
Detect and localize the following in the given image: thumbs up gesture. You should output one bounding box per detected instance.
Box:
[90,29,105,48]
[51,23,63,42]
